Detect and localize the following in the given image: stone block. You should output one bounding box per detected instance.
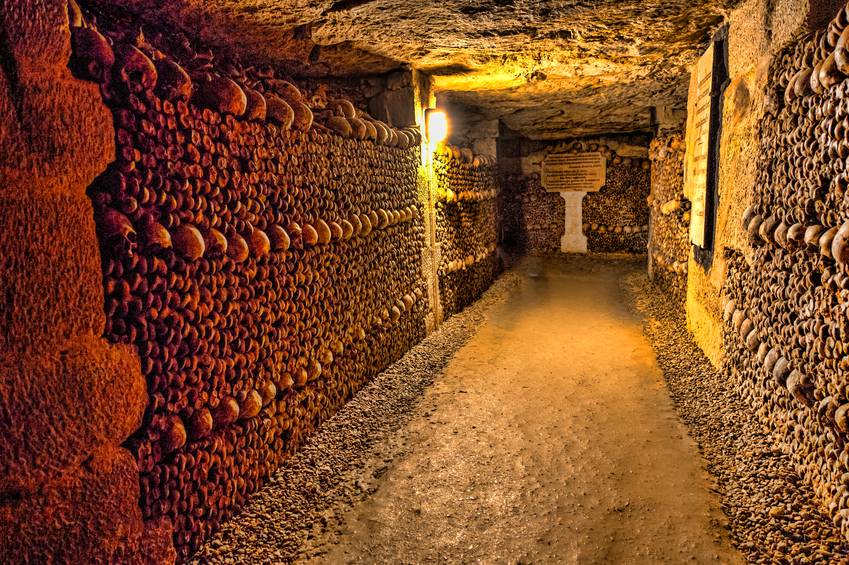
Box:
[0,194,109,352]
[0,334,146,493]
[0,446,175,564]
[368,87,417,127]
[0,78,115,198]
[560,192,588,254]
[0,0,114,199]
[0,0,71,76]
[386,69,412,90]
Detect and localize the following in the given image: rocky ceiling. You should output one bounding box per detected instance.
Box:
[88,0,742,139]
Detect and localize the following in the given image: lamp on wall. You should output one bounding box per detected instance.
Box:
[425,108,448,146]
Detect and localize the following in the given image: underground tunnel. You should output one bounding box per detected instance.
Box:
[5,0,849,562]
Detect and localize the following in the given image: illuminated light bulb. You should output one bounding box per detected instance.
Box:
[426,109,448,145]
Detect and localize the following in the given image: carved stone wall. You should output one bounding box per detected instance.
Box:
[0,1,174,563]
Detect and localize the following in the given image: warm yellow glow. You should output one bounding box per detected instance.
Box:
[426,109,448,145]
[432,70,526,92]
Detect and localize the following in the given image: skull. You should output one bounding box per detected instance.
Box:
[99,208,137,256]
[70,26,114,83]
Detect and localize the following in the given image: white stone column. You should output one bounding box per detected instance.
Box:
[560,191,588,254]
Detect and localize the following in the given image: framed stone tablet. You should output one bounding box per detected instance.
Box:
[684,43,714,248]
[541,152,606,193]
[683,26,728,261]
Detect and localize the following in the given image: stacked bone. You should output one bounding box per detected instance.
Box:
[70,16,428,561]
[433,145,501,318]
[578,142,651,253]
[500,174,565,255]
[726,3,849,543]
[582,223,649,235]
[647,132,689,302]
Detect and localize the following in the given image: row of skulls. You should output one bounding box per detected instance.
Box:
[69,6,430,560]
[69,4,421,148]
[729,3,849,543]
[582,223,649,235]
[433,151,501,318]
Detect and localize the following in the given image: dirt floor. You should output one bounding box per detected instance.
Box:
[301,256,739,564]
[195,255,849,564]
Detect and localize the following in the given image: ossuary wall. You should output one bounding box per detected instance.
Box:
[648,132,690,303]
[723,3,849,541]
[500,173,565,255]
[62,9,433,561]
[581,144,651,254]
[433,145,501,319]
[500,137,651,256]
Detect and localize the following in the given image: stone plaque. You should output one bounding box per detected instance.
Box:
[684,42,714,248]
[542,152,606,193]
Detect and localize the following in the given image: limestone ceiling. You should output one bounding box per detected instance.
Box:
[89,0,742,139]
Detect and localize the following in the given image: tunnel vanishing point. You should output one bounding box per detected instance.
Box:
[4,0,849,563]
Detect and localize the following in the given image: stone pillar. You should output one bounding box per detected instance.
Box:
[560,191,588,253]
[0,1,174,562]
[411,70,442,331]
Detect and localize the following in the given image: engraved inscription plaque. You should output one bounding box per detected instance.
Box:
[684,42,714,248]
[542,152,607,193]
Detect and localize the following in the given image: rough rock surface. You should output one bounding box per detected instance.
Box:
[88,0,743,138]
[0,447,175,564]
[0,1,171,562]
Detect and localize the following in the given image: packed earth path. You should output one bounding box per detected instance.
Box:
[197,255,744,564]
[304,256,739,564]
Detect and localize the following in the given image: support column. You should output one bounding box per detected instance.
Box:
[412,70,442,331]
[560,191,588,253]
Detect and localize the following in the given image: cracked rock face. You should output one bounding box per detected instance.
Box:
[91,0,740,138]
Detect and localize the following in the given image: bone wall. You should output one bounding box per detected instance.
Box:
[720,1,849,542]
[433,145,501,319]
[685,0,848,366]
[648,132,690,303]
[499,174,565,255]
[88,54,426,565]
[500,137,651,255]
[0,5,451,563]
[582,151,651,254]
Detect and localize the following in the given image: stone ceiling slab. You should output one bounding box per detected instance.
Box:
[89,0,742,138]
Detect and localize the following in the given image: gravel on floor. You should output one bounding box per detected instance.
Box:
[623,272,849,564]
[190,270,522,564]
